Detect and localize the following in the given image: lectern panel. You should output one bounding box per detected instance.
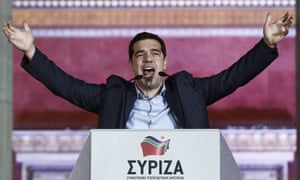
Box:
[70,129,241,180]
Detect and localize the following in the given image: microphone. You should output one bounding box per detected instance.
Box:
[158,71,169,77]
[130,75,143,82]
[130,71,168,82]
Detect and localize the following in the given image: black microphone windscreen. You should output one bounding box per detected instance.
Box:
[129,75,142,82]
[135,75,143,80]
[158,71,169,77]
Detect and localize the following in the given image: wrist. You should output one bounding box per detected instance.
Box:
[263,37,276,48]
[25,45,36,60]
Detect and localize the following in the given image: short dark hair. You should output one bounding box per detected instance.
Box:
[128,32,167,62]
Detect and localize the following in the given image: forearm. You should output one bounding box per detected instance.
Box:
[21,48,103,112]
[204,38,278,105]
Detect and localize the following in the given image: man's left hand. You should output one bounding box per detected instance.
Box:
[263,12,293,48]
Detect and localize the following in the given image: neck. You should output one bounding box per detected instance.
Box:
[136,79,163,99]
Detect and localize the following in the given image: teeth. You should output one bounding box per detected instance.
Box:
[143,68,154,72]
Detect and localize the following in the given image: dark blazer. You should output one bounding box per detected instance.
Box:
[22,39,278,129]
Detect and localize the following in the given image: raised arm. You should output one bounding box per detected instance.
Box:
[2,21,35,60]
[2,21,103,112]
[200,12,293,105]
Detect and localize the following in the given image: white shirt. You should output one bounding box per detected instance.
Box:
[126,82,179,129]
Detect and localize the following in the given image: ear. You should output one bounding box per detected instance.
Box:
[129,59,134,72]
[163,57,167,70]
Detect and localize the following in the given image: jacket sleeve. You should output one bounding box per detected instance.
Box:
[195,39,279,105]
[21,48,104,112]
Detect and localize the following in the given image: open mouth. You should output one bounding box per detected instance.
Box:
[143,67,155,77]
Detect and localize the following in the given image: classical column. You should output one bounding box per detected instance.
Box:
[0,0,13,179]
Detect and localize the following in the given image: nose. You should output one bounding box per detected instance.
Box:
[144,52,153,62]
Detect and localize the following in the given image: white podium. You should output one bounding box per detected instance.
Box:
[70,129,241,180]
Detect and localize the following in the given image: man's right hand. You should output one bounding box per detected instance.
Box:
[2,21,35,60]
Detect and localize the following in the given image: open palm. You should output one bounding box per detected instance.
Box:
[2,21,35,58]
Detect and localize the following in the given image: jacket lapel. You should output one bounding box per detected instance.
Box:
[123,85,137,128]
[165,81,185,128]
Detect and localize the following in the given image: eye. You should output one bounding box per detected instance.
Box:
[135,53,142,58]
[134,51,144,58]
[152,51,161,56]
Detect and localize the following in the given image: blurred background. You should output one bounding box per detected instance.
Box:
[1,0,297,179]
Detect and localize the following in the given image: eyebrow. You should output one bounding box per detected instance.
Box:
[134,50,144,56]
[134,48,162,56]
[151,49,162,54]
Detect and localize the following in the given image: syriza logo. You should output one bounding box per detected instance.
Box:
[126,136,184,180]
[140,136,170,157]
